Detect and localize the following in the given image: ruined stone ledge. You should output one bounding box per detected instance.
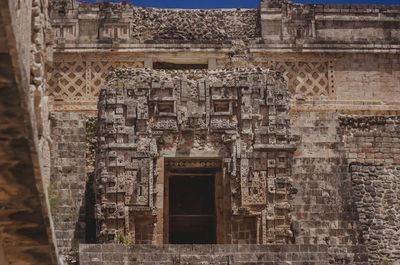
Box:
[254,144,297,152]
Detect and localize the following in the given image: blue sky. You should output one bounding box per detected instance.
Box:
[79,0,400,8]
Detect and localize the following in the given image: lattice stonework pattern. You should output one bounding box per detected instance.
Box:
[47,60,144,111]
[47,62,87,98]
[261,61,331,98]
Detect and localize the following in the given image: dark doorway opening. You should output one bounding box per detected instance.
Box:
[169,174,216,244]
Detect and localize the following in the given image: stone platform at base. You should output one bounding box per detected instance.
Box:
[79,244,368,265]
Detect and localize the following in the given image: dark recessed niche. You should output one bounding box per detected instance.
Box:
[153,62,208,70]
[214,101,230,113]
[169,174,216,244]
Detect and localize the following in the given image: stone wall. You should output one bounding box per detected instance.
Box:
[350,163,400,265]
[47,1,400,113]
[288,113,400,265]
[50,0,400,50]
[57,64,400,265]
[260,0,400,46]
[50,1,259,43]
[77,111,400,265]
[340,116,400,264]
[334,54,400,108]
[2,0,400,264]
[290,112,367,264]
[50,113,87,264]
[340,116,400,165]
[0,0,59,263]
[252,53,400,109]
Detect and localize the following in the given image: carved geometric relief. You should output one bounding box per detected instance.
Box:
[165,159,221,169]
[47,60,144,111]
[90,61,115,98]
[262,61,330,98]
[47,61,86,99]
[241,171,267,206]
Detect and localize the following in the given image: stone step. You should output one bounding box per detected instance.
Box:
[84,244,329,253]
[79,244,369,265]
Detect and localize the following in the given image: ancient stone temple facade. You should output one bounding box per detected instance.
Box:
[95,68,295,245]
[42,0,400,264]
[2,0,399,264]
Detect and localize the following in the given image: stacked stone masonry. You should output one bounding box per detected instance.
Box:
[50,112,87,263]
[340,116,400,264]
[290,112,366,264]
[79,244,332,265]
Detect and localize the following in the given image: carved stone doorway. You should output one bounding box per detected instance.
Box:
[164,158,224,244]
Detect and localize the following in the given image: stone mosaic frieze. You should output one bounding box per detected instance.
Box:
[95,68,297,244]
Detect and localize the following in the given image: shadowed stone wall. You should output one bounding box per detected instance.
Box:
[50,113,87,264]
[0,0,58,263]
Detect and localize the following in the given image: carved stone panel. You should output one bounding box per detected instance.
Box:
[95,68,296,244]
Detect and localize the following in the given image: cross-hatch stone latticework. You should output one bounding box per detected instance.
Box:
[47,57,333,112]
[47,60,144,111]
[95,68,297,245]
[262,60,332,98]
